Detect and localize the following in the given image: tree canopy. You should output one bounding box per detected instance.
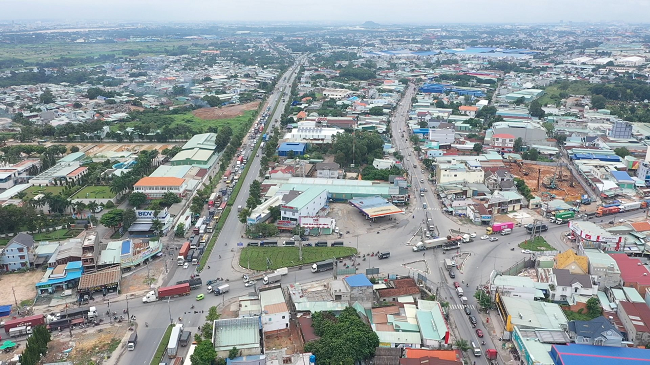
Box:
[331,131,385,167]
[304,307,379,364]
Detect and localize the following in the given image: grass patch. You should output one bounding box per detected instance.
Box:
[33,229,83,242]
[111,110,257,136]
[239,247,357,271]
[519,236,554,251]
[71,186,116,199]
[150,324,174,365]
[537,81,592,106]
[0,238,9,246]
[22,186,66,199]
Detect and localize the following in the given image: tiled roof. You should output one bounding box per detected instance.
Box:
[555,249,589,273]
[630,221,650,232]
[134,177,184,187]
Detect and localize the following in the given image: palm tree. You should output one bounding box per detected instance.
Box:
[151,219,163,237]
[87,201,99,215]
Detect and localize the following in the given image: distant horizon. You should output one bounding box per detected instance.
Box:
[0,0,647,25]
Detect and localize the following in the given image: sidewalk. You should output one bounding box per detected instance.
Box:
[481,309,516,365]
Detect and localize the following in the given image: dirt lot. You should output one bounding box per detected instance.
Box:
[120,258,166,294]
[264,321,303,354]
[0,270,43,306]
[41,323,128,364]
[192,101,260,120]
[506,161,586,201]
[80,143,178,156]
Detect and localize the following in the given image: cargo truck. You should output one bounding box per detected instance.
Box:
[461,234,474,243]
[412,237,447,252]
[213,284,230,296]
[550,211,575,224]
[486,222,514,234]
[177,242,190,265]
[275,267,288,276]
[168,324,183,358]
[263,272,282,285]
[186,249,195,263]
[311,259,334,273]
[127,331,138,350]
[9,325,32,337]
[179,330,192,347]
[456,287,464,297]
[4,314,45,333]
[596,206,620,217]
[525,223,548,233]
[142,283,191,303]
[500,228,512,235]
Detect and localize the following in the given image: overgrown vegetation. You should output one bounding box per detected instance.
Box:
[563,297,603,321]
[514,178,535,200]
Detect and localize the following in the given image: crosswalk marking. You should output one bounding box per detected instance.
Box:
[449,304,476,310]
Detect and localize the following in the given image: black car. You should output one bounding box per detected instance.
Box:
[303,243,313,247]
[469,315,477,325]
[464,306,471,315]
[448,270,456,279]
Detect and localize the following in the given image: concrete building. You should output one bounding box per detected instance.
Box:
[283,127,341,144]
[491,133,516,152]
[610,254,650,293]
[485,190,523,213]
[35,261,83,295]
[213,317,262,357]
[0,233,35,271]
[547,269,598,302]
[435,160,484,184]
[376,278,422,302]
[0,159,40,190]
[315,162,341,179]
[498,296,568,332]
[617,301,650,346]
[567,316,624,347]
[29,152,86,186]
[487,121,550,146]
[259,287,289,333]
[343,274,374,309]
[428,128,455,144]
[582,250,621,288]
[133,177,187,199]
[555,250,589,275]
[322,88,352,99]
[279,188,328,224]
[277,143,307,157]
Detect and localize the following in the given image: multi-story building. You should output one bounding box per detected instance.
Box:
[315,162,341,179]
[617,301,650,346]
[435,160,484,184]
[279,188,328,223]
[133,177,187,199]
[490,133,516,152]
[259,287,289,333]
[0,233,35,271]
[583,249,621,288]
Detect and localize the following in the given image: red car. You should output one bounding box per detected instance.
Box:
[475,329,483,338]
[453,282,461,288]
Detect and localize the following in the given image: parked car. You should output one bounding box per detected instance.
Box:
[464,306,471,315]
[453,282,461,288]
[488,237,499,242]
[480,235,489,240]
[476,329,483,338]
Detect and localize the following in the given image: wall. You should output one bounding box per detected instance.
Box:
[261,311,290,333]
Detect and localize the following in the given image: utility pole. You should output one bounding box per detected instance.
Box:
[11,287,18,309]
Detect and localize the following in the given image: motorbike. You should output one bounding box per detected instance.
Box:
[145,322,149,327]
[363,257,366,261]
[191,305,195,310]
[510,247,515,251]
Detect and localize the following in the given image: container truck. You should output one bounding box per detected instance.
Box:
[242,273,265,282]
[263,272,282,285]
[312,259,334,273]
[213,284,230,295]
[412,237,447,252]
[596,206,621,217]
[179,330,192,347]
[142,283,190,303]
[208,193,217,208]
[127,331,138,350]
[178,242,190,265]
[175,278,202,290]
[4,314,45,333]
[486,222,514,234]
[551,211,575,224]
[168,324,183,358]
[621,201,644,212]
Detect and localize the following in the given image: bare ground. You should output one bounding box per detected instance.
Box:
[120,258,166,294]
[505,161,587,200]
[0,270,43,306]
[192,102,260,120]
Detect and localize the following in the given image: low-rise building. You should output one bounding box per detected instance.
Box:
[315,162,341,179]
[546,269,597,302]
[133,177,187,199]
[277,142,307,157]
[617,301,650,346]
[259,287,289,333]
[567,316,624,347]
[0,233,35,271]
[344,274,374,309]
[435,160,484,184]
[491,133,516,152]
[583,250,621,288]
[610,254,650,293]
[213,317,262,357]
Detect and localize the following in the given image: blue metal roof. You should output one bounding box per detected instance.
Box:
[277,142,306,152]
[0,305,12,317]
[344,274,372,287]
[36,267,83,288]
[611,171,634,182]
[66,261,82,270]
[121,240,131,255]
[550,344,650,365]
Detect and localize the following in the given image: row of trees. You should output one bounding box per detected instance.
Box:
[19,325,51,365]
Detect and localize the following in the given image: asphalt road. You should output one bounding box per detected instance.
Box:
[111,73,650,364]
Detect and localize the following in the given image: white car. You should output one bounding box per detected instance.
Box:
[244,280,256,287]
[183,262,189,269]
[480,235,489,240]
[470,233,477,238]
[521,249,532,254]
[94,206,104,213]
[488,237,499,242]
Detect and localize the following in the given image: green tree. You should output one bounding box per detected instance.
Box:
[586,297,603,318]
[190,340,217,365]
[161,192,181,207]
[522,148,539,161]
[418,121,428,128]
[591,94,607,109]
[175,223,186,237]
[122,208,137,230]
[513,96,526,106]
[529,100,546,119]
[172,85,186,96]
[238,208,251,224]
[202,95,222,107]
[70,146,80,153]
[151,218,163,236]
[474,289,492,310]
[268,205,281,221]
[39,88,54,104]
[472,143,483,155]
[454,339,471,352]
[128,192,147,208]
[513,137,523,153]
[100,209,123,232]
[228,347,239,360]
[368,106,384,116]
[614,147,630,158]
[542,122,555,136]
[398,78,409,85]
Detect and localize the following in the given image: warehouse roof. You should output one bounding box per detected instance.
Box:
[349,196,404,218]
[344,274,373,287]
[182,133,217,150]
[213,317,261,351]
[550,344,650,365]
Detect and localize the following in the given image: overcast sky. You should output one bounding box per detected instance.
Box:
[1,0,648,24]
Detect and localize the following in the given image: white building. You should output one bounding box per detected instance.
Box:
[259,287,290,333]
[279,188,328,223]
[435,160,484,184]
[546,269,598,302]
[616,56,645,67]
[133,177,187,199]
[428,129,455,144]
[283,127,342,144]
[322,88,352,99]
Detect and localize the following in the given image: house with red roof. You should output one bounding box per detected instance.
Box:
[459,105,479,117]
[609,253,650,293]
[491,133,516,152]
[617,301,650,346]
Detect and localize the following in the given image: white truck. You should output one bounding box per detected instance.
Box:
[167,324,183,358]
[461,234,474,243]
[412,237,447,252]
[274,267,288,276]
[263,272,282,285]
[456,287,464,297]
[9,326,32,338]
[500,228,512,235]
[213,284,230,295]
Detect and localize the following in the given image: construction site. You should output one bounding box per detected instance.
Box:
[505,159,588,203]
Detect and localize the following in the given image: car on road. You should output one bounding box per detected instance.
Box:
[488,237,499,242]
[448,270,456,279]
[521,249,532,254]
[469,315,477,325]
[469,233,477,238]
[480,235,489,240]
[420,179,424,183]
[244,280,256,287]
[196,294,205,301]
[94,206,103,213]
[183,262,189,269]
[464,306,471,315]
[476,329,483,338]
[453,282,461,288]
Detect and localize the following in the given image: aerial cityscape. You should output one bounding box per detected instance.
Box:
[1,7,650,365]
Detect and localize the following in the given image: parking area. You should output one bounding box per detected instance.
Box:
[329,202,405,237]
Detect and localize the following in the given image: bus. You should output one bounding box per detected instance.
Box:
[208,193,217,208]
[207,221,215,233]
[193,217,205,235]
[218,201,227,213]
